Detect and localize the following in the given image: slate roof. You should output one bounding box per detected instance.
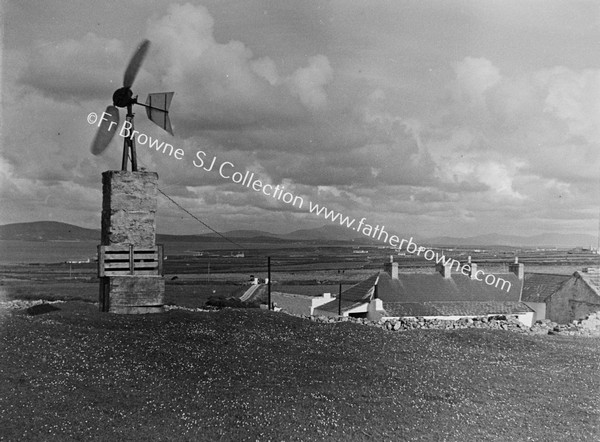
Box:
[577,271,600,298]
[375,271,523,303]
[271,292,318,316]
[314,270,527,316]
[314,273,378,313]
[520,273,571,303]
[384,301,533,317]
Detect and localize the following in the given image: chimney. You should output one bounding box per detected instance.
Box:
[468,256,478,280]
[436,262,452,278]
[383,255,398,279]
[508,257,524,280]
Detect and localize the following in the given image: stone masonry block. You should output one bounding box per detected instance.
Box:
[102,170,158,212]
[101,209,156,246]
[101,170,158,247]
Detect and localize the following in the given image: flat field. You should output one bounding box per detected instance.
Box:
[1,303,599,441]
[1,247,599,440]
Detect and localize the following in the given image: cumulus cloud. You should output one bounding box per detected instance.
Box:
[415,54,600,237]
[541,67,600,143]
[453,57,501,106]
[446,160,524,200]
[146,3,333,131]
[287,55,333,109]
[20,33,125,100]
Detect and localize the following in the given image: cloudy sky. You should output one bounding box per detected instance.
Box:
[2,0,600,238]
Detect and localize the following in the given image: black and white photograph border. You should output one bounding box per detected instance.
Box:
[1,1,599,441]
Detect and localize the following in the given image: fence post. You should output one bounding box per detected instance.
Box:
[268,256,272,310]
[338,282,342,316]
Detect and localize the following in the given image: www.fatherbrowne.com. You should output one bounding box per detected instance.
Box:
[307,201,513,293]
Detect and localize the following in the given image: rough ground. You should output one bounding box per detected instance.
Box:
[0,302,599,441]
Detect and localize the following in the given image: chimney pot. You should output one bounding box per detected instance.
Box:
[384,258,398,279]
[508,259,524,280]
[436,263,452,278]
[469,262,478,279]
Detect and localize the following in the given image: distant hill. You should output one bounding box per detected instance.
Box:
[281,225,368,242]
[0,221,364,244]
[0,221,99,241]
[426,232,597,248]
[0,221,596,248]
[157,229,282,243]
[0,222,288,243]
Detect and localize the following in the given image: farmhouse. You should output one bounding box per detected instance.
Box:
[270,292,336,316]
[520,269,600,324]
[520,273,571,323]
[313,256,535,326]
[545,270,600,323]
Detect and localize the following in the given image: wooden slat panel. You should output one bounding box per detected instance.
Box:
[104,262,134,269]
[102,245,132,252]
[101,245,159,253]
[98,245,163,276]
[132,253,158,260]
[133,262,159,269]
[130,270,160,276]
[104,269,159,276]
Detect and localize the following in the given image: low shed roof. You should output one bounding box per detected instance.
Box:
[314,273,378,313]
[520,273,571,303]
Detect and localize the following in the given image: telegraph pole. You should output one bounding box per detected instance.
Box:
[338,282,342,316]
[267,257,272,310]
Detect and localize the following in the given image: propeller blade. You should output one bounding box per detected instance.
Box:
[123,40,150,88]
[91,105,120,155]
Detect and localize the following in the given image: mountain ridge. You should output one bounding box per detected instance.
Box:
[0,220,596,248]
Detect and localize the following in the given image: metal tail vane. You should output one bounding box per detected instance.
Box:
[91,40,174,171]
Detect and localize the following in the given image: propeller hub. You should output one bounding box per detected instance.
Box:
[112,87,134,108]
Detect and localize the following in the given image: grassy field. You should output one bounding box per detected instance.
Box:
[1,259,600,440]
[1,302,599,441]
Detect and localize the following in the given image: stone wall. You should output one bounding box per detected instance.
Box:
[306,311,600,336]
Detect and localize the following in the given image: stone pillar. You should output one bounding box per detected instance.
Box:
[101,171,158,247]
[99,171,165,314]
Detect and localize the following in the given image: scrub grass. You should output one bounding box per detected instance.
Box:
[0,303,598,441]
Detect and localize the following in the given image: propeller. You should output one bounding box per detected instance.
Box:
[89,39,173,169]
[90,40,151,155]
[90,105,120,155]
[123,39,150,89]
